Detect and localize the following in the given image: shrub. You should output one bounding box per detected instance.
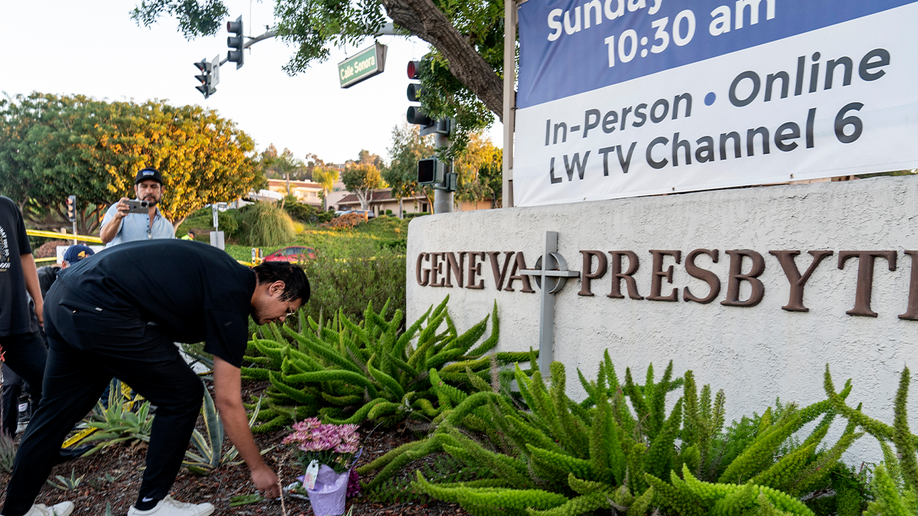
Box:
[358,358,861,515]
[300,238,406,322]
[317,209,334,224]
[239,202,296,247]
[321,212,368,230]
[78,398,155,455]
[283,197,333,224]
[33,239,71,259]
[214,210,240,239]
[825,365,918,515]
[183,390,263,475]
[242,298,527,434]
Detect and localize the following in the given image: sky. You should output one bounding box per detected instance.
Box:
[0,0,502,166]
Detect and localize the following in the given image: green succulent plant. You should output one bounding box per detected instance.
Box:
[243,297,528,432]
[184,389,267,475]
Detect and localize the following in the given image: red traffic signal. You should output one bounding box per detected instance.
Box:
[407,60,421,79]
[406,60,433,127]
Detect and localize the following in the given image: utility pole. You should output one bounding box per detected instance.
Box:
[409,61,455,213]
[433,131,453,214]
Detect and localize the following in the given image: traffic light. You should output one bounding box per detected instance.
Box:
[407,60,435,133]
[194,59,216,98]
[227,16,244,69]
[66,195,76,222]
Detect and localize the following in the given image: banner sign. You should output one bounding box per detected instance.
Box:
[514,0,918,206]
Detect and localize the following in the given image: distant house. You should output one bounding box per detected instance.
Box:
[266,179,324,207]
[336,188,493,218]
[323,180,350,211]
[246,189,284,202]
[337,189,427,218]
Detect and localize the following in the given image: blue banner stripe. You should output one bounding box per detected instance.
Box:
[518,0,915,108]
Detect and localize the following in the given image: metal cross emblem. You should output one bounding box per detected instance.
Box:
[520,231,579,375]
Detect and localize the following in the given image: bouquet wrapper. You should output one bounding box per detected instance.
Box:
[306,464,349,516]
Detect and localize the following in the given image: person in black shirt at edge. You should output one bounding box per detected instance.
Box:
[1,239,310,516]
[2,244,96,437]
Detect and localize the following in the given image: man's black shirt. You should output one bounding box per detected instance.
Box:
[0,195,34,337]
[51,240,256,367]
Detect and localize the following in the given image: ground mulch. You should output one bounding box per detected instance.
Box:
[0,381,470,516]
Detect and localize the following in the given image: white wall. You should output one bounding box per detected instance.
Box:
[407,175,918,463]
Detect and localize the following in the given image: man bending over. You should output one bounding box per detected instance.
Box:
[2,239,310,516]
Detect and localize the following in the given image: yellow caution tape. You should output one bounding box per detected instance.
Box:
[62,426,97,448]
[61,382,141,449]
[26,229,103,244]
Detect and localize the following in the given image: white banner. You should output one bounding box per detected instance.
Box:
[514,2,918,206]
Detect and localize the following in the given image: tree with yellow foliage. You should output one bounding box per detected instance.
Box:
[0,93,263,233]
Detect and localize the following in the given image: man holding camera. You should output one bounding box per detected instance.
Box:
[100,167,175,247]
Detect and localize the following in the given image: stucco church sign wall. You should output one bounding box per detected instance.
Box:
[514,0,918,205]
[415,232,918,374]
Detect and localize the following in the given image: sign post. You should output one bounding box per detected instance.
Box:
[520,231,580,376]
[210,204,224,250]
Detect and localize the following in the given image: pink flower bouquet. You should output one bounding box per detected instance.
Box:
[283,418,360,474]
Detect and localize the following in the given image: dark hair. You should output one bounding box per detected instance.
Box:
[253,262,310,303]
[188,231,195,237]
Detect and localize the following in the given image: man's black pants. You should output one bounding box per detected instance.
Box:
[2,287,204,516]
[1,363,31,437]
[0,331,46,436]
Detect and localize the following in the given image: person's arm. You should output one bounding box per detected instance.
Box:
[212,356,281,498]
[99,198,130,244]
[21,253,43,326]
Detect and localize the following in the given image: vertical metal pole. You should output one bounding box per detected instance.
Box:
[538,231,558,376]
[501,0,517,208]
[71,220,77,245]
[433,132,453,213]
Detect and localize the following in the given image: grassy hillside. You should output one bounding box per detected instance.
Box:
[181,206,410,262]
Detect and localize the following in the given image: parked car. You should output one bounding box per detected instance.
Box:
[263,246,317,263]
[334,209,375,219]
[348,209,376,219]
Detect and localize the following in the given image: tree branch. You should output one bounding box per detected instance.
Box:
[381,0,505,120]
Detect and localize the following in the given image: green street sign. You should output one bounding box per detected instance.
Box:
[338,42,387,89]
